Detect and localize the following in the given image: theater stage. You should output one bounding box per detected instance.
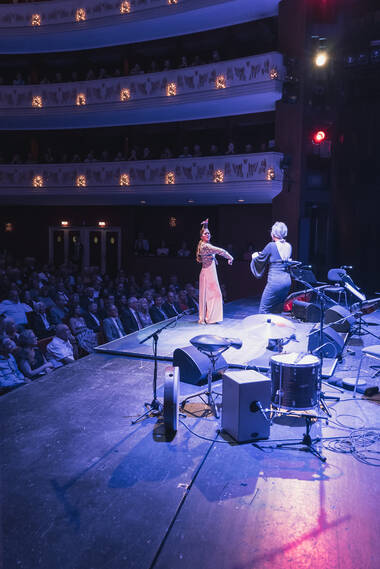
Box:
[1,299,380,569]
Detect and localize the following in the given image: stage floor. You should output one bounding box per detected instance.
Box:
[1,298,380,569]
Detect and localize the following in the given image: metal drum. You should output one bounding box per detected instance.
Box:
[270,352,321,409]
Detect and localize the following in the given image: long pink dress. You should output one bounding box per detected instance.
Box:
[198,242,232,324]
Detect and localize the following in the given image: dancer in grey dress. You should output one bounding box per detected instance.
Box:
[250,222,292,314]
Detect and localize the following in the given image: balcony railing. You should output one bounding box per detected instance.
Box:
[0,53,283,129]
[0,0,281,54]
[0,152,284,205]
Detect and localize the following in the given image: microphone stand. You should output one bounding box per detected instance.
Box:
[131,311,188,424]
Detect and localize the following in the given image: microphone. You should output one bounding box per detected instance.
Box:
[250,400,270,423]
[341,265,353,270]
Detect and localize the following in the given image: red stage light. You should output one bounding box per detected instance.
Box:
[313,130,327,144]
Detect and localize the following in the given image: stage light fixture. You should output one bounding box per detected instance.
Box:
[312,130,327,144]
[98,221,107,228]
[60,220,69,227]
[315,51,328,67]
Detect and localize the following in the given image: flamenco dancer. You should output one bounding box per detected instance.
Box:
[250,221,292,314]
[196,219,233,324]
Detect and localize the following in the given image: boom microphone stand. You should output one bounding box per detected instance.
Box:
[131,312,190,424]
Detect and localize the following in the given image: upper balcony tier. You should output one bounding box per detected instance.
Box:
[0,152,283,205]
[0,52,283,130]
[0,0,280,54]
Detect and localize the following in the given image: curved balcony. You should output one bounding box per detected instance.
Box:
[0,0,280,54]
[0,152,283,205]
[0,53,283,130]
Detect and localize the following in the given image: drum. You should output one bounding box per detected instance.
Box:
[270,352,321,409]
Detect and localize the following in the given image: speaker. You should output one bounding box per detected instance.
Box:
[324,305,354,333]
[292,299,321,322]
[221,370,271,442]
[307,324,345,358]
[173,345,227,385]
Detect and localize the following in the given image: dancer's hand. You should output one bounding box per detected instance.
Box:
[228,258,233,265]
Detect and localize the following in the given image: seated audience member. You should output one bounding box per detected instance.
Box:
[244,143,253,154]
[169,274,180,291]
[0,337,27,392]
[83,302,102,333]
[134,232,150,256]
[160,147,173,159]
[120,297,142,334]
[30,301,55,339]
[69,305,97,354]
[225,141,235,155]
[143,289,154,308]
[186,284,199,312]
[179,146,192,158]
[0,290,32,327]
[49,297,69,326]
[152,275,163,292]
[162,291,182,317]
[149,295,168,323]
[193,144,202,157]
[209,144,219,156]
[178,290,189,312]
[103,305,126,342]
[80,286,96,310]
[137,298,153,328]
[177,241,191,257]
[3,318,20,345]
[142,147,151,160]
[37,286,56,310]
[46,324,75,367]
[156,240,169,256]
[210,49,221,63]
[179,55,188,68]
[17,330,54,379]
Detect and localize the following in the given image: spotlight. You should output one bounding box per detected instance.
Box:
[60,220,69,227]
[98,221,107,228]
[312,130,327,144]
[315,51,328,67]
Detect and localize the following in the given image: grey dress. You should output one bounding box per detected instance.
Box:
[250,241,292,314]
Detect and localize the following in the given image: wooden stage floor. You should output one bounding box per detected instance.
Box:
[1,299,380,569]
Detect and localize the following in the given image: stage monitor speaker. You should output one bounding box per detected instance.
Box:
[307,324,345,358]
[173,345,227,385]
[221,370,271,442]
[292,299,321,322]
[324,305,354,333]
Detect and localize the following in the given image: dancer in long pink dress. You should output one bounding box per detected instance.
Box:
[196,219,233,324]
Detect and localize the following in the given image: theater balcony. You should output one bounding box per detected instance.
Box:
[0,152,283,205]
[0,53,283,130]
[0,0,280,54]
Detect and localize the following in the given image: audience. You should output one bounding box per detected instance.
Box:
[0,251,229,395]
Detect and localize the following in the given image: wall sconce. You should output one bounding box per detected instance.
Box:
[32,175,44,187]
[213,169,224,183]
[165,171,175,184]
[215,75,226,89]
[76,175,87,187]
[166,82,177,96]
[270,68,279,80]
[5,222,13,232]
[119,173,130,186]
[31,14,41,26]
[120,1,131,13]
[120,88,131,101]
[98,221,107,228]
[75,8,86,22]
[169,216,177,227]
[168,0,178,4]
[60,220,70,227]
[76,93,86,106]
[32,96,42,108]
[266,167,275,180]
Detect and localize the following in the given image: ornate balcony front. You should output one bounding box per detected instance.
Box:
[0,0,281,54]
[0,152,284,205]
[0,53,283,130]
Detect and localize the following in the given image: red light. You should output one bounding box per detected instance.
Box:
[313,130,326,144]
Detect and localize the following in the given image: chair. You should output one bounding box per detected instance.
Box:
[325,268,348,307]
[354,345,380,397]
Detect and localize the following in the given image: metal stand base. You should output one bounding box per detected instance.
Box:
[273,417,326,462]
[132,398,163,424]
[180,371,221,418]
